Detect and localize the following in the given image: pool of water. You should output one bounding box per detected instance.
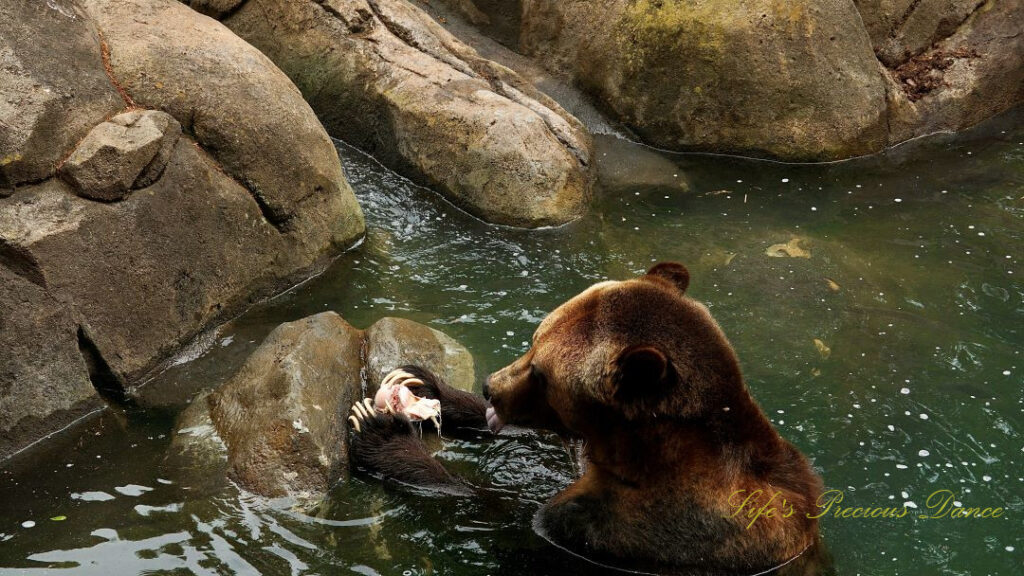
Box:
[1,110,1021,575]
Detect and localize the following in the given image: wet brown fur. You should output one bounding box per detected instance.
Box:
[485,263,823,572]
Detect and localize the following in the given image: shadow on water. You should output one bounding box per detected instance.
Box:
[0,109,1021,575]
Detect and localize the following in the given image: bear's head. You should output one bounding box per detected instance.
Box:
[485,262,759,443]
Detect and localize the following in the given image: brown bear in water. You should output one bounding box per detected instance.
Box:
[349,263,823,573]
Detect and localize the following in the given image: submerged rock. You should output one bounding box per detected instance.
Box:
[169,313,475,499]
[212,0,593,227]
[0,0,364,460]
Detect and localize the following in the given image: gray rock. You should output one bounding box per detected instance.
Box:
[207,313,364,499]
[170,313,476,499]
[365,317,475,394]
[1,0,367,461]
[0,0,124,192]
[219,0,593,227]
[81,0,365,246]
[0,266,101,459]
[59,109,181,201]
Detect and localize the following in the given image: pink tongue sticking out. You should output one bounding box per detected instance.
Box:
[373,376,441,424]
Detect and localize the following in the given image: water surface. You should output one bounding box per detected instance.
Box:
[1,112,1021,575]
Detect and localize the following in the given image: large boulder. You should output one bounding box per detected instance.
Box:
[0,0,124,192]
[515,0,1021,161]
[80,0,365,245]
[0,0,365,460]
[168,313,476,499]
[201,0,593,227]
[520,0,890,161]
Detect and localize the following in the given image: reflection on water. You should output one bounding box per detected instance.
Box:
[0,111,1021,575]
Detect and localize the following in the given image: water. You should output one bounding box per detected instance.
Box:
[1,112,1021,575]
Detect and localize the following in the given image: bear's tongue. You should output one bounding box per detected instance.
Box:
[485,407,504,434]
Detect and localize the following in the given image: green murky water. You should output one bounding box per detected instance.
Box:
[1,112,1021,575]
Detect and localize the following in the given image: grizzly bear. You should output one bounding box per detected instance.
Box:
[349,263,823,573]
[482,262,823,572]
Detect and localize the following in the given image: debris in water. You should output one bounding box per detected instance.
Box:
[814,339,831,359]
[825,278,841,292]
[765,238,810,258]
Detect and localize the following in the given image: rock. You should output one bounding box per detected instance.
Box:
[520,0,889,162]
[0,0,124,192]
[516,0,1020,160]
[164,391,228,482]
[0,266,101,459]
[80,0,365,245]
[365,317,475,394]
[58,109,181,201]
[218,0,593,227]
[855,0,985,67]
[1,0,365,460]
[593,135,691,194]
[182,0,244,18]
[207,313,364,499]
[883,0,1024,143]
[171,313,476,498]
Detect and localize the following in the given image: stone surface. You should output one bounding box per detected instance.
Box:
[365,317,475,394]
[81,0,364,244]
[855,0,985,66]
[1,0,366,461]
[207,313,364,499]
[515,0,1021,160]
[220,0,592,227]
[884,0,1024,143]
[58,109,181,201]
[170,313,476,498]
[520,0,889,161]
[0,266,101,459]
[0,0,124,192]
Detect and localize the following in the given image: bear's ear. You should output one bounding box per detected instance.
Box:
[607,344,674,404]
[644,262,690,294]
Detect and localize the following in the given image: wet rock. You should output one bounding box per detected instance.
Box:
[520,0,889,162]
[170,313,476,499]
[0,0,124,192]
[218,0,593,227]
[207,313,364,499]
[365,317,475,394]
[593,135,690,194]
[0,266,101,460]
[58,109,181,201]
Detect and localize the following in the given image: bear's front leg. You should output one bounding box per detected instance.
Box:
[348,399,471,495]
